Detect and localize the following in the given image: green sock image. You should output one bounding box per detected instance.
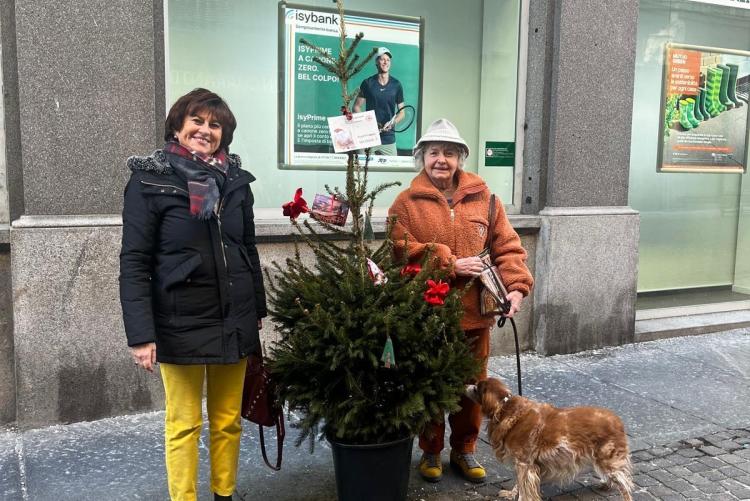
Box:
[698,88,710,120]
[679,99,694,130]
[726,63,743,108]
[685,98,700,127]
[706,67,725,116]
[717,64,734,109]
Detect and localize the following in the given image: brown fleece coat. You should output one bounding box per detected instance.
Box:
[389,169,533,329]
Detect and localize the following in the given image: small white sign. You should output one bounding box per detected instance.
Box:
[327,110,381,153]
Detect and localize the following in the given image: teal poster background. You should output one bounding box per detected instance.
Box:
[293,33,420,154]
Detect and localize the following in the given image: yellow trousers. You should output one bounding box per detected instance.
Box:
[160,359,247,501]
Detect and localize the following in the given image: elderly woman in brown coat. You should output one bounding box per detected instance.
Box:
[388,118,533,484]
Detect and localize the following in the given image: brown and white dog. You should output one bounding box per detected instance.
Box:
[466,378,633,501]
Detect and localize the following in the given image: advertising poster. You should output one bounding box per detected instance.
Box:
[279,3,422,170]
[658,43,750,173]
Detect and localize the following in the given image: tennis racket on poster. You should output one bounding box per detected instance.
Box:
[378,104,416,134]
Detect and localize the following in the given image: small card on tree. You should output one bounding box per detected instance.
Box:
[327,110,381,152]
[310,193,350,226]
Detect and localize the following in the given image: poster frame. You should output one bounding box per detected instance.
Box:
[656,42,750,174]
[277,1,424,172]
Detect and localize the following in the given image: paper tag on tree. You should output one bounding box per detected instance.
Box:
[327,110,381,152]
[310,194,350,226]
[381,335,396,368]
[366,258,387,285]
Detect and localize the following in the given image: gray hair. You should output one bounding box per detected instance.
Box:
[413,141,468,171]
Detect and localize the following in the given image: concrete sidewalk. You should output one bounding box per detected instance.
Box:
[1,328,749,500]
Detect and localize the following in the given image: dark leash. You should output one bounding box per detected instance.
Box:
[496,303,522,396]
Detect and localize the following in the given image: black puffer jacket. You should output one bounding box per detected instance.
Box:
[119,150,267,364]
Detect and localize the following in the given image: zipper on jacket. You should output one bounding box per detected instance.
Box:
[450,208,455,223]
[139,180,188,194]
[215,195,229,272]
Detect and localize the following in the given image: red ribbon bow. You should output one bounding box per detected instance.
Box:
[282,188,309,220]
[400,263,422,277]
[424,279,450,306]
[341,106,353,121]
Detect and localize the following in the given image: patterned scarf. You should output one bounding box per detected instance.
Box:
[163,141,228,220]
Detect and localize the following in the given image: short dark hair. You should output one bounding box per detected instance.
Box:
[164,88,237,152]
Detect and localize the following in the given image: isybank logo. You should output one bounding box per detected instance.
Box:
[294,10,340,26]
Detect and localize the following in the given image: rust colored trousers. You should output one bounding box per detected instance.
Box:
[419,326,490,454]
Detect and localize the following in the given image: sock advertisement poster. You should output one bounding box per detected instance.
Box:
[658,43,750,173]
[278,3,422,170]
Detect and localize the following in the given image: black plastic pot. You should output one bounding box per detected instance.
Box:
[328,434,415,501]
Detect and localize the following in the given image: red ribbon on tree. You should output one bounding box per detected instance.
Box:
[282,188,309,220]
[341,105,353,121]
[400,263,422,277]
[424,279,450,306]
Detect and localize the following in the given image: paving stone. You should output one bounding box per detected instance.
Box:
[721,478,750,498]
[648,447,674,457]
[678,447,706,458]
[682,488,706,498]
[702,456,730,469]
[632,450,655,462]
[634,461,659,473]
[717,440,744,451]
[653,456,681,468]
[701,445,727,456]
[667,465,695,479]
[645,484,679,498]
[631,491,659,501]
[705,432,734,444]
[686,461,713,473]
[683,438,704,448]
[718,454,747,465]
[633,474,660,488]
[541,483,569,498]
[719,465,748,478]
[664,479,694,492]
[706,494,740,500]
[648,470,680,483]
[701,469,730,481]
[679,473,714,486]
[697,481,733,494]
[568,486,605,499]
[669,454,694,466]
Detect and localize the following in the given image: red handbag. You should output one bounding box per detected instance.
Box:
[241,353,285,470]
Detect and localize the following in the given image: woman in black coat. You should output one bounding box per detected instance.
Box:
[120,88,266,501]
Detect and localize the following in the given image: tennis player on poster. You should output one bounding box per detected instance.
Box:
[353,47,405,155]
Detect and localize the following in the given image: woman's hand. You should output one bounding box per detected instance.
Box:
[454,256,485,277]
[131,342,157,373]
[503,290,524,318]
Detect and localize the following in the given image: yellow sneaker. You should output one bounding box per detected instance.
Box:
[418,452,442,482]
[449,450,486,483]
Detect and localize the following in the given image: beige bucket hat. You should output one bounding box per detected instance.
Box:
[413,118,470,157]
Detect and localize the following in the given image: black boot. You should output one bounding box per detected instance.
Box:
[214,494,232,501]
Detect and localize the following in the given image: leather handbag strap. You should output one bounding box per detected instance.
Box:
[485,194,496,253]
[258,414,285,471]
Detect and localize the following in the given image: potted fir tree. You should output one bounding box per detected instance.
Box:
[266,2,477,499]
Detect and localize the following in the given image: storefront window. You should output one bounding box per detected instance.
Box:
[166,0,523,217]
[629,0,750,304]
